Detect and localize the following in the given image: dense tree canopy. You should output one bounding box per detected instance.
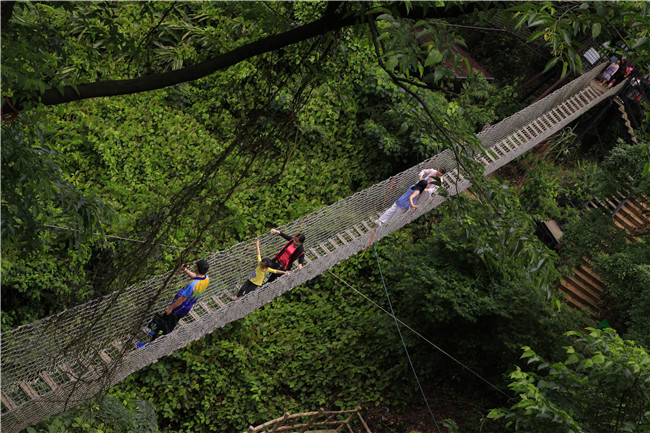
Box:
[2,1,649,432]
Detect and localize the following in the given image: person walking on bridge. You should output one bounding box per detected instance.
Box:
[598,58,620,86]
[231,239,290,300]
[266,228,306,283]
[140,259,210,345]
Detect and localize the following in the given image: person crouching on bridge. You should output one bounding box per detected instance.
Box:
[231,239,290,300]
[375,179,429,225]
[266,228,306,283]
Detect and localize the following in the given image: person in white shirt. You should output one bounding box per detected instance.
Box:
[418,167,446,196]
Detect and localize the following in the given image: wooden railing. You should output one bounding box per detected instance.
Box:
[245,407,372,433]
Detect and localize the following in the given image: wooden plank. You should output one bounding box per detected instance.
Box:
[39,371,59,391]
[77,357,95,373]
[98,350,112,365]
[18,381,39,400]
[503,138,518,150]
[543,220,564,242]
[353,225,366,236]
[309,247,321,259]
[515,131,529,143]
[212,295,226,308]
[328,238,339,249]
[495,143,509,155]
[345,229,357,240]
[573,268,605,293]
[564,275,601,305]
[59,363,77,381]
[560,103,573,115]
[558,280,592,311]
[569,97,583,109]
[619,203,647,227]
[613,210,638,231]
[198,300,212,313]
[336,233,348,245]
[319,243,330,254]
[579,266,604,284]
[1,390,18,411]
[519,128,535,142]
[507,135,522,146]
[541,114,556,126]
[526,125,538,137]
[550,109,564,122]
[362,221,373,231]
[188,309,201,321]
[111,340,124,353]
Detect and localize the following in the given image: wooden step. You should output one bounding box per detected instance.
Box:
[98,350,112,365]
[187,309,201,321]
[39,371,59,391]
[542,220,564,242]
[198,301,212,313]
[308,247,321,259]
[577,265,604,286]
[557,282,591,310]
[212,295,226,308]
[18,381,39,400]
[573,267,605,292]
[1,390,18,411]
[345,229,359,240]
[318,242,330,254]
[563,275,601,306]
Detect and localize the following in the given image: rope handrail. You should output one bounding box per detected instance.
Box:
[1,63,628,433]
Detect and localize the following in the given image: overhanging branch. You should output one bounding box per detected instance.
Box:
[7,2,474,110]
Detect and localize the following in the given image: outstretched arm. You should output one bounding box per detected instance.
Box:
[270,228,292,241]
[181,263,197,279]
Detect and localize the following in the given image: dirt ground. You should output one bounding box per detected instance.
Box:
[358,384,507,433]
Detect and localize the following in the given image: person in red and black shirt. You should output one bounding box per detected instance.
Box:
[267,228,306,283]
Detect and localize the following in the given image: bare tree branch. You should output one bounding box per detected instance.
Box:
[6,2,471,110]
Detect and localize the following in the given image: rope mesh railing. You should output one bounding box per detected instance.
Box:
[1,64,627,433]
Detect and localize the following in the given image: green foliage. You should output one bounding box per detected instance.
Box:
[595,241,650,349]
[3,3,647,432]
[559,141,649,269]
[111,283,401,432]
[1,111,116,254]
[518,160,579,222]
[374,186,588,382]
[488,328,650,433]
[509,2,650,76]
[27,396,158,433]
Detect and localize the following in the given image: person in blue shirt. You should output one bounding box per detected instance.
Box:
[375,179,428,225]
[144,259,210,344]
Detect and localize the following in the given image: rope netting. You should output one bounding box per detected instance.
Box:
[1,64,626,433]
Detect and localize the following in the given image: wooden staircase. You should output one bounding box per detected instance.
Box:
[556,195,648,312]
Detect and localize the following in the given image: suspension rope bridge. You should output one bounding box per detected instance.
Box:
[1,64,624,433]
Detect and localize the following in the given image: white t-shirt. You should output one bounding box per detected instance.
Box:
[419,169,444,194]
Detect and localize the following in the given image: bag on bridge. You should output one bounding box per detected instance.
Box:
[147,313,167,339]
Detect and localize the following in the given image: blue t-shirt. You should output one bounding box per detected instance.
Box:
[172,276,210,317]
[395,185,419,209]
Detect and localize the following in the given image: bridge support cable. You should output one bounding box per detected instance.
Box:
[0,64,627,432]
[373,244,443,433]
